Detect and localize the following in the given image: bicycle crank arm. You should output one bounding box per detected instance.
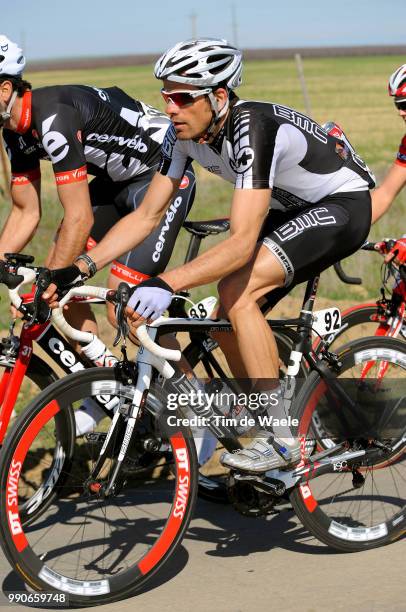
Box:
[244,449,370,495]
[232,472,287,497]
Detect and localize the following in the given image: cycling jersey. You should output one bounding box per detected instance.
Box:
[159,99,375,210]
[3,85,170,185]
[89,169,196,284]
[395,134,406,166]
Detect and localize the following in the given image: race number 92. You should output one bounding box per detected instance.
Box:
[312,307,341,336]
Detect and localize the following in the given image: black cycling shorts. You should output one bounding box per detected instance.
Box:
[87,168,196,284]
[261,190,372,307]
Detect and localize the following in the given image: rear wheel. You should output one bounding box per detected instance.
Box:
[290,336,406,551]
[0,367,197,606]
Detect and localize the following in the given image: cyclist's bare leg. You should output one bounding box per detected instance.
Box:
[219,244,302,471]
[218,243,285,385]
[210,295,270,379]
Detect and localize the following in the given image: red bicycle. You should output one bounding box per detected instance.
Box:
[319,238,406,356]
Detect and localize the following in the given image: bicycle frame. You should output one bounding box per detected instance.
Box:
[85,272,395,499]
[0,319,94,445]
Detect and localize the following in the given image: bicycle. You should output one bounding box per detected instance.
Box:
[322,239,406,351]
[0,271,404,606]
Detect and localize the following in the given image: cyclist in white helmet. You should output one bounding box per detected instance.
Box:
[0,35,27,125]
[50,38,375,473]
[371,63,406,223]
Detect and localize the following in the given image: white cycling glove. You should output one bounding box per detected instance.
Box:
[127,277,174,320]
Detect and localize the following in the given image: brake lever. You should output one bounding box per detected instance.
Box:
[113,282,131,347]
[27,268,52,325]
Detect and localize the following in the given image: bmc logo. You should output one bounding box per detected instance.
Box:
[274,207,336,243]
[41,114,69,163]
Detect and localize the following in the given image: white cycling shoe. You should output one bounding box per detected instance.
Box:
[220,433,301,473]
[75,399,106,436]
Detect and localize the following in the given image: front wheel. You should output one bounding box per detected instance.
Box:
[0,367,198,606]
[290,336,406,552]
[0,354,75,527]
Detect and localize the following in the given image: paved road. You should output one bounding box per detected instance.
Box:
[0,496,404,612]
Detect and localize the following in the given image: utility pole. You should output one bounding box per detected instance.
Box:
[294,53,312,118]
[189,12,197,39]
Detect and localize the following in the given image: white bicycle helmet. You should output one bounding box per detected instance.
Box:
[154,38,242,90]
[0,35,26,77]
[388,63,406,98]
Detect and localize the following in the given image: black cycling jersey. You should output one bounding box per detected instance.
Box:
[159,99,375,209]
[2,85,197,285]
[3,85,170,186]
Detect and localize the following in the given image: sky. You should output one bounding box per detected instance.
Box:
[4,0,406,60]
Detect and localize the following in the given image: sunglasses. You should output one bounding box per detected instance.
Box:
[394,99,406,111]
[160,87,212,107]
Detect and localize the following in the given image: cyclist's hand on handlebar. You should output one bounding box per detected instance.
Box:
[41,265,86,308]
[125,277,174,327]
[384,237,406,266]
[10,304,24,320]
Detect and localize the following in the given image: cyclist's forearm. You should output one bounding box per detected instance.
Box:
[86,210,160,271]
[0,206,40,259]
[371,188,393,224]
[47,215,93,268]
[85,173,178,271]
[161,234,254,292]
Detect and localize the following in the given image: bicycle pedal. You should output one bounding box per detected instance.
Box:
[233,472,286,497]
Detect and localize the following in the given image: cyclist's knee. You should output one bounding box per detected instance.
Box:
[218,277,241,311]
[218,277,255,314]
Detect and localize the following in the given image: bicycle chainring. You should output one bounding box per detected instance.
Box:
[226,475,278,517]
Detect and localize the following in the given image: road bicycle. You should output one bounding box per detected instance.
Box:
[1,233,404,513]
[0,217,306,511]
[0,270,404,606]
[322,239,406,352]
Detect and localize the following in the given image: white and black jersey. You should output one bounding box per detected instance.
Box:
[159,99,375,210]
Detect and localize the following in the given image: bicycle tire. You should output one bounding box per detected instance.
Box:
[0,367,198,606]
[290,336,406,552]
[0,354,75,527]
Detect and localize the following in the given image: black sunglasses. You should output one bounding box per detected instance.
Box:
[394,99,406,111]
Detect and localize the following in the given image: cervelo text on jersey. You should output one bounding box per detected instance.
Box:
[86,133,148,153]
[152,196,183,262]
[158,99,375,205]
[2,85,171,185]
